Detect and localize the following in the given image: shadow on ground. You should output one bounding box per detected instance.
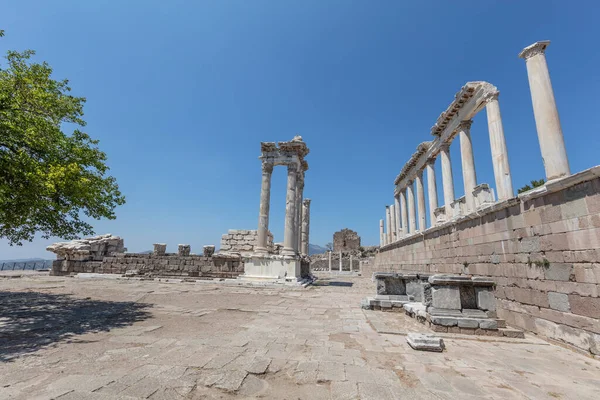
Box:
[0,291,152,362]
[312,280,353,287]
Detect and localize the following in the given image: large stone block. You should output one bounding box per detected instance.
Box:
[569,295,600,319]
[431,286,461,310]
[153,243,167,256]
[547,292,570,312]
[475,287,496,311]
[544,263,573,281]
[178,244,191,256]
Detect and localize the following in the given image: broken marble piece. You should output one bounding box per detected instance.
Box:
[406,333,445,352]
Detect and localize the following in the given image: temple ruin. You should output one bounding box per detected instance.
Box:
[333,228,361,252]
[370,41,600,355]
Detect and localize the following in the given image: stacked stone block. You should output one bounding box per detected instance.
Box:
[371,171,600,355]
[333,229,361,252]
[219,229,273,253]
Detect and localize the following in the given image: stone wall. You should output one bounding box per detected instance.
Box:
[333,229,361,252]
[370,168,600,355]
[220,229,273,254]
[51,253,243,278]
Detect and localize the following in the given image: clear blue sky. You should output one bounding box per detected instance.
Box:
[1,1,599,259]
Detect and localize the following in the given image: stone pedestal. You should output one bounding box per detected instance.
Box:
[178,244,190,256]
[241,255,303,282]
[153,243,166,256]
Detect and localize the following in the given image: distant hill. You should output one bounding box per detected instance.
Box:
[309,244,327,255]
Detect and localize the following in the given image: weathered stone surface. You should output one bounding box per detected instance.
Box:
[547,292,570,312]
[544,263,573,281]
[178,244,191,256]
[47,234,125,261]
[457,318,479,329]
[568,295,600,319]
[431,286,460,310]
[406,333,445,352]
[430,316,458,327]
[203,245,215,257]
[333,228,361,252]
[479,319,499,330]
[153,243,167,256]
[475,287,496,311]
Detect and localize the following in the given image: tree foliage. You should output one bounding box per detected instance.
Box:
[0,42,125,245]
[517,179,546,194]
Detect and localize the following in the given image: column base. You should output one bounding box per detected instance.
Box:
[241,254,310,283]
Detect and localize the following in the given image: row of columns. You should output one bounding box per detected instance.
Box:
[327,251,355,272]
[380,41,571,247]
[256,163,310,256]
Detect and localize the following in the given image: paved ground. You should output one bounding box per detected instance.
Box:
[0,273,599,400]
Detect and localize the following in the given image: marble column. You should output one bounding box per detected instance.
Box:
[400,188,408,236]
[394,194,402,238]
[301,199,311,256]
[390,204,397,242]
[349,255,353,271]
[416,170,426,231]
[282,164,298,256]
[256,163,273,253]
[519,41,570,180]
[379,219,384,247]
[485,93,514,200]
[328,251,332,272]
[339,251,343,271]
[459,120,477,211]
[440,143,455,215]
[426,159,438,225]
[385,206,392,245]
[295,175,304,253]
[407,181,416,233]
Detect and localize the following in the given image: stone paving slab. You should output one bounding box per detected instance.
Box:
[0,274,599,399]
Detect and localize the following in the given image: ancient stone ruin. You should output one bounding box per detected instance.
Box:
[333,228,361,252]
[369,41,600,355]
[241,136,312,283]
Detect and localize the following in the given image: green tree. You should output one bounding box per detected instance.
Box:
[517,178,546,194]
[0,36,125,245]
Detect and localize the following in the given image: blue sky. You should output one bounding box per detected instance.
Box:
[1,1,600,259]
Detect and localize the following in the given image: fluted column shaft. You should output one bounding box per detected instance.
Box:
[440,144,455,215]
[282,165,298,256]
[394,195,402,238]
[390,204,397,242]
[256,163,273,253]
[400,189,408,237]
[519,41,570,180]
[301,199,311,256]
[486,94,514,200]
[416,171,426,231]
[407,181,416,233]
[295,176,304,253]
[459,120,477,211]
[426,160,438,225]
[379,219,384,247]
[385,206,392,245]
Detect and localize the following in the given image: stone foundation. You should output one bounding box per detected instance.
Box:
[219,229,273,254]
[370,167,600,355]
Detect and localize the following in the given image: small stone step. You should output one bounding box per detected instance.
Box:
[499,327,525,338]
[495,319,507,328]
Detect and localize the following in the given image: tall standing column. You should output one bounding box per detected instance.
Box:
[519,41,570,180]
[256,163,273,253]
[400,188,408,236]
[485,93,514,200]
[301,199,311,256]
[426,159,438,225]
[379,219,384,247]
[282,164,298,256]
[339,251,343,271]
[328,251,332,272]
[407,181,416,233]
[440,143,455,215]
[385,206,392,245]
[394,194,402,238]
[390,204,397,242]
[295,175,304,253]
[459,120,477,211]
[416,170,426,231]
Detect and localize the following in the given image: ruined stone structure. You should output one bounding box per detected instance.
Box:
[242,136,312,282]
[47,237,242,279]
[220,229,274,254]
[333,228,361,252]
[372,41,600,355]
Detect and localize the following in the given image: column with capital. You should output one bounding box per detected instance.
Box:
[458,120,477,211]
[485,93,514,200]
[255,162,273,253]
[416,171,426,231]
[426,159,438,225]
[519,41,570,180]
[282,164,298,256]
[440,143,455,216]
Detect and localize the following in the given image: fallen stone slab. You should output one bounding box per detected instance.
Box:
[406,333,445,352]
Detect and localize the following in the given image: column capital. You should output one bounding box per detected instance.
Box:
[519,40,550,60]
[457,120,473,131]
[426,157,436,166]
[262,162,274,173]
[303,198,311,205]
[439,142,451,152]
[483,91,500,103]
